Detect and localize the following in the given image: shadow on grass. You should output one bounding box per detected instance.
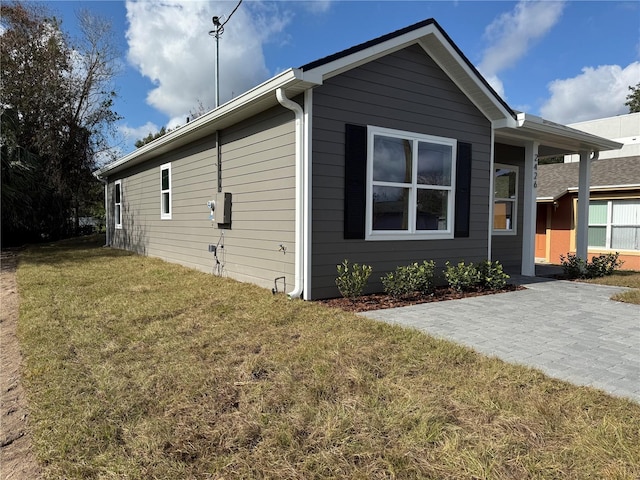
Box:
[18,234,134,268]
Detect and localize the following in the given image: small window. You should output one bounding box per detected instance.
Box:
[160,163,172,219]
[589,199,640,250]
[366,126,456,240]
[493,164,518,234]
[114,180,122,229]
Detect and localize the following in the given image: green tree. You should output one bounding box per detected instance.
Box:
[0,2,120,245]
[625,83,640,113]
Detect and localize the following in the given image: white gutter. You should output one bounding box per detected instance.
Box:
[276,88,305,299]
[96,68,310,178]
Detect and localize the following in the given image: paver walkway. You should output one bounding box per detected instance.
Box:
[362,275,640,402]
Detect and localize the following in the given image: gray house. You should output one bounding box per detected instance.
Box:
[96,19,621,300]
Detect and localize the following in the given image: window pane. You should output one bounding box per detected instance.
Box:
[115,183,121,203]
[162,192,170,214]
[373,135,412,183]
[115,205,121,225]
[162,168,169,190]
[372,185,409,230]
[589,201,607,225]
[588,226,606,247]
[417,142,451,186]
[495,168,516,199]
[612,199,640,225]
[493,201,514,230]
[416,189,448,231]
[611,226,640,250]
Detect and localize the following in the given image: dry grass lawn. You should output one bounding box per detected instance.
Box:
[582,270,640,304]
[16,236,640,479]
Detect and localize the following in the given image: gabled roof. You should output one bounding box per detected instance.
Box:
[96,17,620,179]
[299,18,515,123]
[537,156,640,202]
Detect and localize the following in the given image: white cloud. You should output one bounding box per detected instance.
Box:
[119,121,161,143]
[478,0,565,98]
[125,0,290,120]
[539,62,640,124]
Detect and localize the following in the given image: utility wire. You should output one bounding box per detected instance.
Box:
[221,0,243,28]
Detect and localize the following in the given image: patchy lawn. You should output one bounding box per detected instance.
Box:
[17,236,640,479]
[582,270,640,304]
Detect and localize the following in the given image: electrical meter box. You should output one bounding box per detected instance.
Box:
[216,192,232,225]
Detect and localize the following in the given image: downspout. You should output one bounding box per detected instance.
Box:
[276,88,304,299]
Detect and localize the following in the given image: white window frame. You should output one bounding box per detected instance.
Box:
[366,125,456,241]
[588,198,640,251]
[114,180,122,229]
[493,163,518,235]
[160,162,172,220]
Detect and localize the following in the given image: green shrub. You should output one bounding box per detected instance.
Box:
[381,260,436,298]
[560,252,624,279]
[444,260,509,292]
[477,260,510,290]
[335,260,372,299]
[586,252,624,278]
[444,261,481,292]
[559,253,587,279]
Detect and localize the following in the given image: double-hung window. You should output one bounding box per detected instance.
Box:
[493,164,518,234]
[114,180,122,229]
[367,126,456,240]
[160,163,172,219]
[589,199,640,250]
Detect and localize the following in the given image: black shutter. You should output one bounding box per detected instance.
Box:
[454,142,472,238]
[344,124,367,239]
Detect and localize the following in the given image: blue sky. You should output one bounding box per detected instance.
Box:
[44,1,640,158]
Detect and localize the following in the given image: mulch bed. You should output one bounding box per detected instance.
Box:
[317,284,525,313]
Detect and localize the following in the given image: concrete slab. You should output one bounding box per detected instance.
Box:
[362,276,640,402]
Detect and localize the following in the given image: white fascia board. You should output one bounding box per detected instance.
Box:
[567,184,640,193]
[304,23,440,84]
[302,23,515,125]
[96,68,314,178]
[515,113,624,152]
[419,31,515,123]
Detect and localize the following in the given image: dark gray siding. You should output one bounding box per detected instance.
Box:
[310,44,492,299]
[491,143,525,272]
[108,105,297,291]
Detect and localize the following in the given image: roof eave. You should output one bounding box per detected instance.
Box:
[96,68,316,178]
[503,113,623,153]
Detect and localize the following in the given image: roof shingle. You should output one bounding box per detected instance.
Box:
[536,156,640,201]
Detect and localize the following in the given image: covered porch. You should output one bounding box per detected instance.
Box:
[493,113,622,276]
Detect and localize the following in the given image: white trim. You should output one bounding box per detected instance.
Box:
[96,69,317,178]
[302,89,313,300]
[488,125,495,261]
[492,163,518,236]
[160,162,172,220]
[114,179,122,230]
[365,125,456,241]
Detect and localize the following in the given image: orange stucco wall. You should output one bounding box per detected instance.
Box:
[536,193,640,271]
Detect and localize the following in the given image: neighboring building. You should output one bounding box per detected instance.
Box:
[536,112,640,269]
[96,19,620,299]
[536,156,640,270]
[564,112,640,162]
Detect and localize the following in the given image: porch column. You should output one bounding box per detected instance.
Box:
[575,150,592,261]
[521,141,539,276]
